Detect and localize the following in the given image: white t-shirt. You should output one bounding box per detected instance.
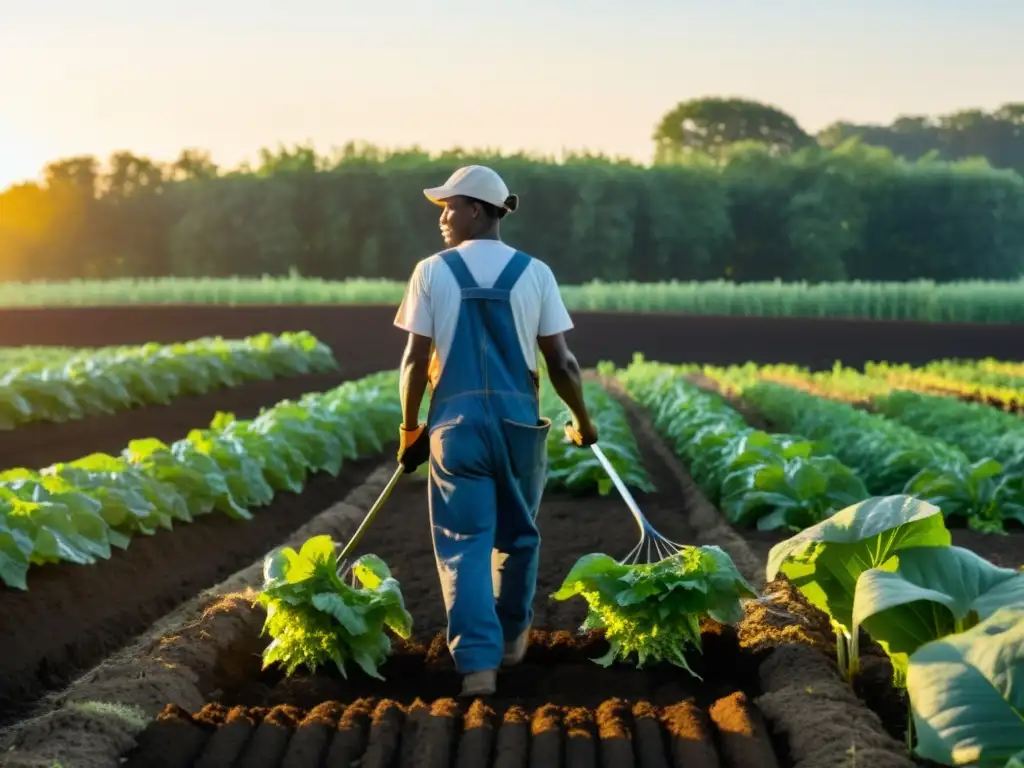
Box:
[393,240,574,375]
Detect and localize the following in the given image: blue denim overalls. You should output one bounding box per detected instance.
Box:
[425,248,550,674]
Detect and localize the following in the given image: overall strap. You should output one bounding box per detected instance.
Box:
[439,250,478,290]
[492,251,532,292]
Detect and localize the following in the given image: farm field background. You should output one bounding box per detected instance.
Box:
[0,315,1022,767]
[0,274,1022,324]
[6,21,1024,763]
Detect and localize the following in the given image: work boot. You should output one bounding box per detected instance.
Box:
[460,669,497,697]
[502,626,530,667]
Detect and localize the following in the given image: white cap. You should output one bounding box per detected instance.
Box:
[423,165,510,209]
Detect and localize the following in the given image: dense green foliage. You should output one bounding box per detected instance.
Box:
[770,496,1024,763]
[2,274,1024,323]
[551,546,756,676]
[874,390,1024,475]
[767,495,952,682]
[616,360,867,531]
[742,382,1023,531]
[542,381,653,495]
[0,332,336,429]
[0,371,399,589]
[258,536,412,679]
[3,140,1023,288]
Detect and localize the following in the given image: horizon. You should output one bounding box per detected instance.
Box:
[2,0,1022,190]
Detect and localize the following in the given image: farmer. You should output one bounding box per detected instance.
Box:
[393,164,599,697]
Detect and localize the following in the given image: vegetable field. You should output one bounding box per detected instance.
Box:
[1,338,1023,767]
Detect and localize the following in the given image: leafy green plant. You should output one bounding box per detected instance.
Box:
[543,381,653,495]
[766,495,952,681]
[906,606,1024,767]
[744,381,1016,531]
[0,331,336,430]
[615,359,867,532]
[873,389,1024,477]
[258,535,412,679]
[852,546,1024,684]
[550,545,756,678]
[0,371,399,589]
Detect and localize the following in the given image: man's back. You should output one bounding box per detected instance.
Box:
[394,239,574,377]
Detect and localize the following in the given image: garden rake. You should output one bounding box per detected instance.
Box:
[589,444,684,566]
[334,463,405,579]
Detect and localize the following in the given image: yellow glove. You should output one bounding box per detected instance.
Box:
[397,424,429,473]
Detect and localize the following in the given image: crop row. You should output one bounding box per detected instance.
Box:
[0,331,337,430]
[1,373,650,590]
[708,362,1024,530]
[737,362,1024,477]
[541,380,653,495]
[0,371,400,590]
[615,358,1022,532]
[863,361,1024,414]
[614,358,867,532]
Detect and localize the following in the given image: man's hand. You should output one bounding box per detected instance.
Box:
[397,424,430,473]
[564,417,599,447]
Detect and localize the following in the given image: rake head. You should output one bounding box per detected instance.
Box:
[587,444,684,567]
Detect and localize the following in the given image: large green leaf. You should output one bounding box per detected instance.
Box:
[907,606,1024,767]
[766,495,952,635]
[853,546,1024,680]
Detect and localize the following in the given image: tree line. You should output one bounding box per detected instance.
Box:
[2,97,1024,285]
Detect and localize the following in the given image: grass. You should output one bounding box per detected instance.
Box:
[0,275,1022,322]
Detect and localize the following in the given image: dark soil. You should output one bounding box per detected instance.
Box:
[0,370,365,471]
[2,305,1022,371]
[0,455,381,725]
[125,631,779,768]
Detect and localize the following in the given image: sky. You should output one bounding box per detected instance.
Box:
[1,0,1022,190]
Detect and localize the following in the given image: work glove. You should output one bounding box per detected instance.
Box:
[564,418,599,448]
[397,424,430,473]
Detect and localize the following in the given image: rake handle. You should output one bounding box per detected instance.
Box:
[336,464,405,562]
[590,444,655,538]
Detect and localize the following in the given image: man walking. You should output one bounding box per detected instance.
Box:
[393,164,599,696]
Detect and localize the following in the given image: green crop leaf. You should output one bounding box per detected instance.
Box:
[257,536,412,679]
[0,510,34,589]
[853,546,1024,683]
[542,380,654,495]
[907,606,1024,767]
[616,362,866,532]
[2,367,402,589]
[550,546,756,677]
[766,494,952,679]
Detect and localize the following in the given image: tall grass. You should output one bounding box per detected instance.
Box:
[0,275,1022,323]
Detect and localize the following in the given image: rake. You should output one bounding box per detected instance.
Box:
[589,443,684,566]
[334,464,405,580]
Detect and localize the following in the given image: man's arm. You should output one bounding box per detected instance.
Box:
[400,332,433,430]
[538,332,597,444]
